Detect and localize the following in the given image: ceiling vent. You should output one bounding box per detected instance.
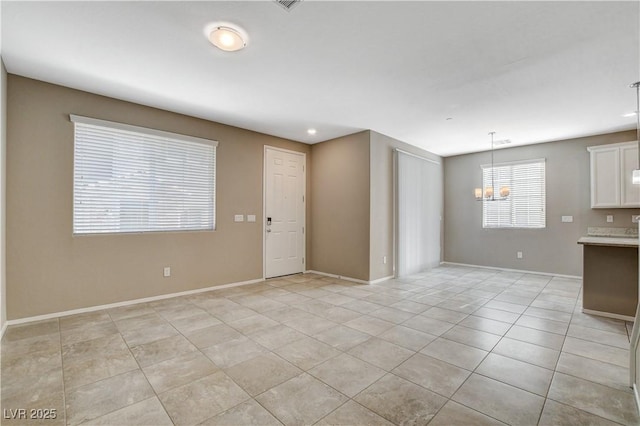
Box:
[494,139,512,146]
[274,0,302,11]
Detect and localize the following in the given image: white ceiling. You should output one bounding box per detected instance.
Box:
[1,1,638,156]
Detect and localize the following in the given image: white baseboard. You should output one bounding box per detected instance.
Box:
[306,270,370,284]
[5,278,264,327]
[441,261,582,280]
[582,308,635,322]
[305,270,393,285]
[0,321,7,341]
[370,275,394,285]
[4,270,394,329]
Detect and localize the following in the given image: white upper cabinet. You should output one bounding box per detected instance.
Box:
[620,144,640,207]
[588,142,640,208]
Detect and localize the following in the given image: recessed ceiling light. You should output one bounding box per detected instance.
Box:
[207,25,247,52]
[307,128,317,135]
[623,111,638,118]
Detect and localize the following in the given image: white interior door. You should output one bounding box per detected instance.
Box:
[264,147,305,278]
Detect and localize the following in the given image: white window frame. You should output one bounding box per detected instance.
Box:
[71,115,218,235]
[482,158,546,229]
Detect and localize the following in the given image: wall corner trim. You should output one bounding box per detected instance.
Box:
[0,322,7,341]
[4,277,265,327]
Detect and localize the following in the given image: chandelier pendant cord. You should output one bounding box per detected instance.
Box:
[490,131,495,199]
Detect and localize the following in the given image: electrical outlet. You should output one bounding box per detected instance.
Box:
[633,215,640,224]
[517,251,523,259]
[561,216,573,223]
[247,215,256,223]
[234,214,244,222]
[606,215,614,223]
[163,267,171,277]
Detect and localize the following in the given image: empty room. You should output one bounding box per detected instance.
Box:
[1,1,640,425]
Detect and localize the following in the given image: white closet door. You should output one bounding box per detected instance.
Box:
[396,151,441,277]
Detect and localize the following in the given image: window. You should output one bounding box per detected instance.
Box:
[71,115,217,234]
[482,159,545,229]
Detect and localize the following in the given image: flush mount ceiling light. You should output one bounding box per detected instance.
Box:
[307,128,317,135]
[207,24,247,52]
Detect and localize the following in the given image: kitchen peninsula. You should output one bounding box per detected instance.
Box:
[578,229,638,319]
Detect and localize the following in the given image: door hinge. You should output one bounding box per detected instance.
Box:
[302,165,305,172]
[302,257,305,264]
[302,226,304,234]
[302,195,305,202]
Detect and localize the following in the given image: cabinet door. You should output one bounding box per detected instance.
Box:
[621,144,640,207]
[591,148,620,208]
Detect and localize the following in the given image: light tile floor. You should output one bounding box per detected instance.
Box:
[1,265,639,425]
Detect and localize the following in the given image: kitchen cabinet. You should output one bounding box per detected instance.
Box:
[588,141,640,208]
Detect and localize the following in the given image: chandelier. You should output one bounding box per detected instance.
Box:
[474,132,510,201]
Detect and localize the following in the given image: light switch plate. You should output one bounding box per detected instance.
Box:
[234,214,244,222]
[561,216,573,223]
[606,215,614,223]
[247,215,256,223]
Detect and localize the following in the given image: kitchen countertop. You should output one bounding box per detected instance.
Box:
[578,236,639,247]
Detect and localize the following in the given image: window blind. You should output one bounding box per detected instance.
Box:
[71,115,217,235]
[482,159,545,229]
[396,150,442,277]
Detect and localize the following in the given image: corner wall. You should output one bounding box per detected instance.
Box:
[6,75,311,320]
[310,131,371,281]
[444,131,639,276]
[369,131,443,281]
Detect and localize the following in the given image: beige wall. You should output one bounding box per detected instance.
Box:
[310,131,371,281]
[444,131,639,276]
[369,131,442,281]
[0,60,6,330]
[6,75,311,320]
